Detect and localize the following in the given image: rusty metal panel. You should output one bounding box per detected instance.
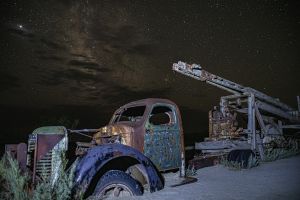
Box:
[33,134,65,182]
[102,98,185,171]
[30,126,68,183]
[35,134,64,162]
[32,126,67,135]
[93,124,133,146]
[188,154,222,170]
[209,108,241,139]
[5,143,27,171]
[5,144,18,157]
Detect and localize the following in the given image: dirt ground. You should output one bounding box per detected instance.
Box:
[120,155,300,200]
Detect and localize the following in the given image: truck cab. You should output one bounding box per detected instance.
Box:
[75,98,185,197]
[94,98,184,171]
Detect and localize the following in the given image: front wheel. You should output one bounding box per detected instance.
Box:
[93,170,143,199]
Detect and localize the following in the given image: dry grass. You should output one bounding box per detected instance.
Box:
[263,138,300,162]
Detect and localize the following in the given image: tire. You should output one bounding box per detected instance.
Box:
[93,170,143,199]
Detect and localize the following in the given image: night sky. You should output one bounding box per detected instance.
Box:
[0,0,299,148]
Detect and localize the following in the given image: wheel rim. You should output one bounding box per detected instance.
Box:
[100,183,134,198]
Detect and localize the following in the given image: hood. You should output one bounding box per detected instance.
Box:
[93,124,133,146]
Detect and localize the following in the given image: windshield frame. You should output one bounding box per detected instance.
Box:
[110,105,147,124]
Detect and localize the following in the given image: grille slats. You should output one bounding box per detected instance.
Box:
[27,134,53,179]
[26,132,68,183]
[36,151,52,178]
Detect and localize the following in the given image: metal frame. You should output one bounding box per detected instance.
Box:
[173,61,300,158]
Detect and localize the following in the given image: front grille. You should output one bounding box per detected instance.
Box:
[26,131,68,183]
[27,134,53,179]
[35,150,53,178]
[27,134,36,169]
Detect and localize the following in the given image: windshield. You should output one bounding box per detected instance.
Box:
[113,106,146,123]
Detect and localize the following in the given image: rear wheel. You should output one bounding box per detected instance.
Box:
[93,170,143,199]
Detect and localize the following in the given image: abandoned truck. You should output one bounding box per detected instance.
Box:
[5,98,190,198]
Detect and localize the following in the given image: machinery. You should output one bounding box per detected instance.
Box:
[172,61,300,161]
[4,61,299,197]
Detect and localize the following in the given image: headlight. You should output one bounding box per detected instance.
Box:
[93,125,132,146]
[103,135,121,144]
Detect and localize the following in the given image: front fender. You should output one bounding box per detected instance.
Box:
[74,144,164,194]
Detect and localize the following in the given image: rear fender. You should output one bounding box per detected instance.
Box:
[73,144,164,195]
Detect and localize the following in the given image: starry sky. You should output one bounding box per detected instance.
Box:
[0,0,299,146]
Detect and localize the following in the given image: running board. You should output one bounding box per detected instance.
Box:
[170,177,198,187]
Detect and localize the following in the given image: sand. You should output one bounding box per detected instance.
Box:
[118,155,300,200]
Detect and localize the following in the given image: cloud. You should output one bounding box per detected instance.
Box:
[68,59,98,67]
[97,79,171,105]
[68,60,111,72]
[38,55,66,62]
[40,38,68,51]
[37,67,101,86]
[126,43,156,55]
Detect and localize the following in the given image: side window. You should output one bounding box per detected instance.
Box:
[149,106,174,126]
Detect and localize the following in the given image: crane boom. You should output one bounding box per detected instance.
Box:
[173,61,299,161]
[172,61,294,112]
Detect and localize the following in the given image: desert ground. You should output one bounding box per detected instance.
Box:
[120,155,300,200]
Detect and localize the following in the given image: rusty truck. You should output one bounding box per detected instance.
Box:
[5,98,191,199]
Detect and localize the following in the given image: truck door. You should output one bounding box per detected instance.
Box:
[144,104,181,171]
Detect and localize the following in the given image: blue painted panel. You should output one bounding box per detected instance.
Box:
[144,129,181,170]
[144,104,181,171]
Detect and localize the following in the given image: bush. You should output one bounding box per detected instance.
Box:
[263,138,300,162]
[0,153,76,200]
[0,153,29,200]
[221,150,259,170]
[220,156,243,170]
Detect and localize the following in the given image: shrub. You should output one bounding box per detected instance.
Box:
[0,153,75,200]
[0,153,29,200]
[263,138,300,162]
[220,156,243,170]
